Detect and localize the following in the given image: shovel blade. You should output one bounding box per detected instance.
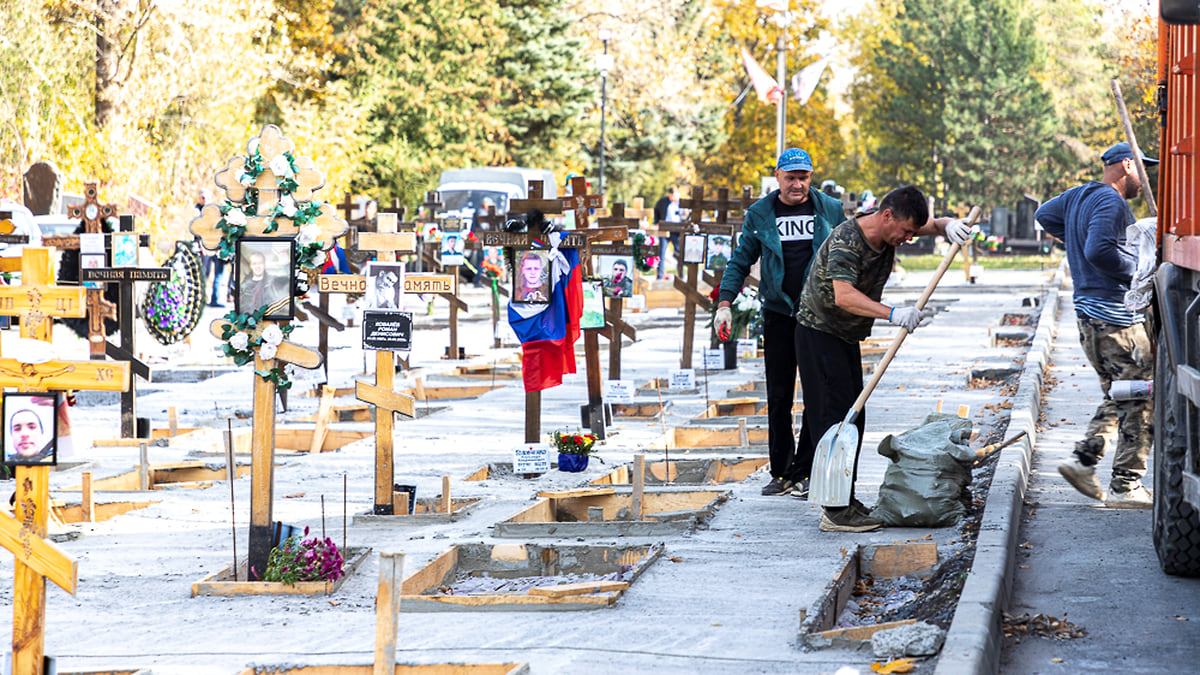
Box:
[809,423,859,507]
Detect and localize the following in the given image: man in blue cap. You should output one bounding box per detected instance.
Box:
[1036,141,1158,509]
[713,149,845,497]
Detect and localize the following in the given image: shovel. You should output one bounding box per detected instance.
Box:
[809,206,983,507]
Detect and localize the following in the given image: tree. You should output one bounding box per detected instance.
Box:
[494,0,592,175]
[850,0,1060,211]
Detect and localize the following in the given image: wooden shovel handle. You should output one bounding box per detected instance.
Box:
[847,206,983,416]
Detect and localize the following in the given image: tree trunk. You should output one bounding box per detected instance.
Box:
[95,0,121,129]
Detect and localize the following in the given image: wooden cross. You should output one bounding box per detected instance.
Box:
[349,213,417,514]
[408,191,444,274]
[191,125,344,578]
[656,186,754,369]
[80,241,170,438]
[480,228,587,443]
[65,183,120,358]
[0,248,131,675]
[590,202,644,381]
[562,175,604,230]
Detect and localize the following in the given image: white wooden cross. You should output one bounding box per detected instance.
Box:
[0,248,130,675]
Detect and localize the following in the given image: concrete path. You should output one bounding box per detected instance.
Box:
[999,294,1200,674]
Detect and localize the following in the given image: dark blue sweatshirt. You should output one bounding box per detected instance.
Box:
[1035,181,1136,304]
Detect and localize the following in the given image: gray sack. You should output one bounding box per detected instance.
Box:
[871,413,974,527]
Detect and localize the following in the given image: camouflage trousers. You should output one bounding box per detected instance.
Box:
[1074,315,1154,488]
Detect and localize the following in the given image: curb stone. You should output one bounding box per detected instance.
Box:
[934,264,1064,675]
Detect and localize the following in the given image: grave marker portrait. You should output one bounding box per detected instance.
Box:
[3,393,58,466]
[236,237,294,319]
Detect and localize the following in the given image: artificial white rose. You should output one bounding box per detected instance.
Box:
[279,195,297,218]
[237,172,254,187]
[258,342,278,361]
[225,208,247,227]
[298,223,321,246]
[260,323,284,346]
[269,154,294,178]
[229,332,250,351]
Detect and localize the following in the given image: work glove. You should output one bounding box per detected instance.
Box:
[714,305,733,342]
[945,219,978,246]
[889,306,935,333]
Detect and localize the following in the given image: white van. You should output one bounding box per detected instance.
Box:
[436,167,557,228]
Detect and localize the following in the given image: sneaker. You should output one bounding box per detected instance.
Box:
[819,504,885,533]
[761,477,794,496]
[1105,484,1153,509]
[788,477,811,500]
[1058,457,1106,501]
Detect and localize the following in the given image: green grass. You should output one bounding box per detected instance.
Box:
[895,253,1061,271]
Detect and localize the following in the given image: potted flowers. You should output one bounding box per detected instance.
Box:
[552,430,600,472]
[260,526,345,584]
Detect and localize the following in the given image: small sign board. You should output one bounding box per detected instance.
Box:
[669,368,696,390]
[737,338,757,359]
[580,281,604,329]
[362,310,413,351]
[703,348,724,371]
[603,379,635,404]
[513,444,551,474]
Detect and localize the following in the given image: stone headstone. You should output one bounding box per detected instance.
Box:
[23,160,62,215]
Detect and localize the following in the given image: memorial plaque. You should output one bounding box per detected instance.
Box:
[362,310,413,351]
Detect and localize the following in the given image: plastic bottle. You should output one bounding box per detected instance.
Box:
[1110,380,1153,400]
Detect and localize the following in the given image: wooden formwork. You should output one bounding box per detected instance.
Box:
[610,400,670,421]
[454,363,522,380]
[191,546,372,597]
[237,663,529,674]
[354,497,484,525]
[650,423,769,450]
[397,543,661,611]
[589,457,769,486]
[52,499,158,523]
[61,462,253,492]
[399,383,505,401]
[462,462,558,481]
[798,541,939,649]
[636,378,699,395]
[494,489,729,537]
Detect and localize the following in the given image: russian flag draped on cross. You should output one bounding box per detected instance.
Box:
[507,232,584,392]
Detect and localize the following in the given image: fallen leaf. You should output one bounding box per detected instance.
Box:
[711,622,722,626]
[1019,565,1030,569]
[668,556,683,563]
[328,600,339,607]
[1177,615,1190,621]
[1051,658,1063,663]
[1019,541,1033,549]
[283,493,306,498]
[871,658,917,673]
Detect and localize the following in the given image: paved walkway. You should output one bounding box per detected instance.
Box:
[999,294,1200,674]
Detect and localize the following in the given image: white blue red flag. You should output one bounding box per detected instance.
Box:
[507,233,584,392]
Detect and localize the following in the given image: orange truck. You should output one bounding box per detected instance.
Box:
[1153,2,1200,576]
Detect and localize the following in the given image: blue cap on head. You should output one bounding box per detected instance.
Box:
[1101,141,1159,166]
[776,148,814,172]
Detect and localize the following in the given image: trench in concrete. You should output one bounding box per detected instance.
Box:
[397,542,663,611]
[493,489,729,537]
[589,456,768,486]
[60,462,253,491]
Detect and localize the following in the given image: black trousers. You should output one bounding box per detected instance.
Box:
[762,310,801,479]
[794,323,866,499]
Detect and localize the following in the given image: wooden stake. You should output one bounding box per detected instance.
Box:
[168,406,178,437]
[373,350,396,514]
[440,475,451,514]
[138,442,149,491]
[12,466,50,675]
[632,454,646,521]
[81,472,94,524]
[374,551,404,675]
[226,418,238,582]
[525,391,541,444]
[248,353,279,578]
[310,385,335,453]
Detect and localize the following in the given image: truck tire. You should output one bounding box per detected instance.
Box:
[1152,324,1200,576]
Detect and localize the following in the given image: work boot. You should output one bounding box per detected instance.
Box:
[1058,456,1106,501]
[819,503,884,533]
[788,477,811,500]
[1105,483,1153,509]
[761,477,794,496]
